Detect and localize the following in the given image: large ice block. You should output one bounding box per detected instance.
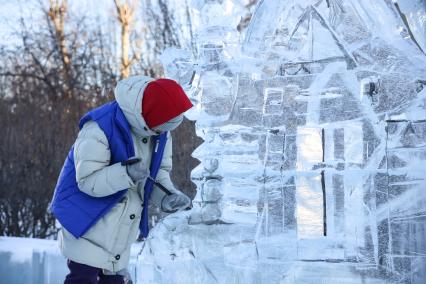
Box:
[137,0,426,283]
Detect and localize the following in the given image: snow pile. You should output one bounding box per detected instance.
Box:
[0,237,144,283]
[0,237,67,284]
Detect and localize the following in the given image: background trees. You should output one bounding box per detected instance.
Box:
[0,0,200,238]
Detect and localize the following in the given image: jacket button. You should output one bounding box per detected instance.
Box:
[142,138,148,143]
[115,254,120,260]
[144,127,148,131]
[130,214,135,220]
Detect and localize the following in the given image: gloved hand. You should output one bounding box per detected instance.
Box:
[161,192,191,213]
[126,159,149,183]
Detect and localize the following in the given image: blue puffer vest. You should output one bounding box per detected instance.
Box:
[50,101,135,238]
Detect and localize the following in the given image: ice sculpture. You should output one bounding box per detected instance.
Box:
[136,0,426,283]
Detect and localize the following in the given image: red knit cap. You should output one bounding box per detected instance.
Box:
[142,79,193,129]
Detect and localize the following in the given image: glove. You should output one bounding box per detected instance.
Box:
[126,159,149,183]
[161,192,191,213]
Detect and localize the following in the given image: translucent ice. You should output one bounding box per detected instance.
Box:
[139,0,426,283]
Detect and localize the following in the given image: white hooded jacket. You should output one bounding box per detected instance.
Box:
[59,76,179,272]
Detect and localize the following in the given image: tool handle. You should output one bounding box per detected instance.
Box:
[152,179,173,195]
[121,157,141,166]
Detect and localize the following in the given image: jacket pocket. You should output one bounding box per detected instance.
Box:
[82,197,128,253]
[111,191,142,253]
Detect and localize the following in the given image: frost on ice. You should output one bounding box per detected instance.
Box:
[136,0,426,283]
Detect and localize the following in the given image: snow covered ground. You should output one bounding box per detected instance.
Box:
[0,237,145,283]
[0,237,68,284]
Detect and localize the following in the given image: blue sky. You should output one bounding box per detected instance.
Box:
[0,0,116,46]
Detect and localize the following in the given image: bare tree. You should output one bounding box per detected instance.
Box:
[114,0,138,78]
[48,0,71,72]
[0,1,115,238]
[237,0,259,32]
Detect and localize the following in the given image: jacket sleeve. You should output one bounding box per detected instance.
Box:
[73,121,135,197]
[150,132,177,207]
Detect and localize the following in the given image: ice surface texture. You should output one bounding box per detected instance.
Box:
[138,0,426,283]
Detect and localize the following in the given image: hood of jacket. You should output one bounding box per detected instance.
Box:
[114,75,158,137]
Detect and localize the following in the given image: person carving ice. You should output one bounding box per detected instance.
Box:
[49,75,193,284]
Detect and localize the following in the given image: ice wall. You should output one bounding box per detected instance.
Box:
[0,237,145,283]
[0,237,67,284]
[136,0,426,283]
